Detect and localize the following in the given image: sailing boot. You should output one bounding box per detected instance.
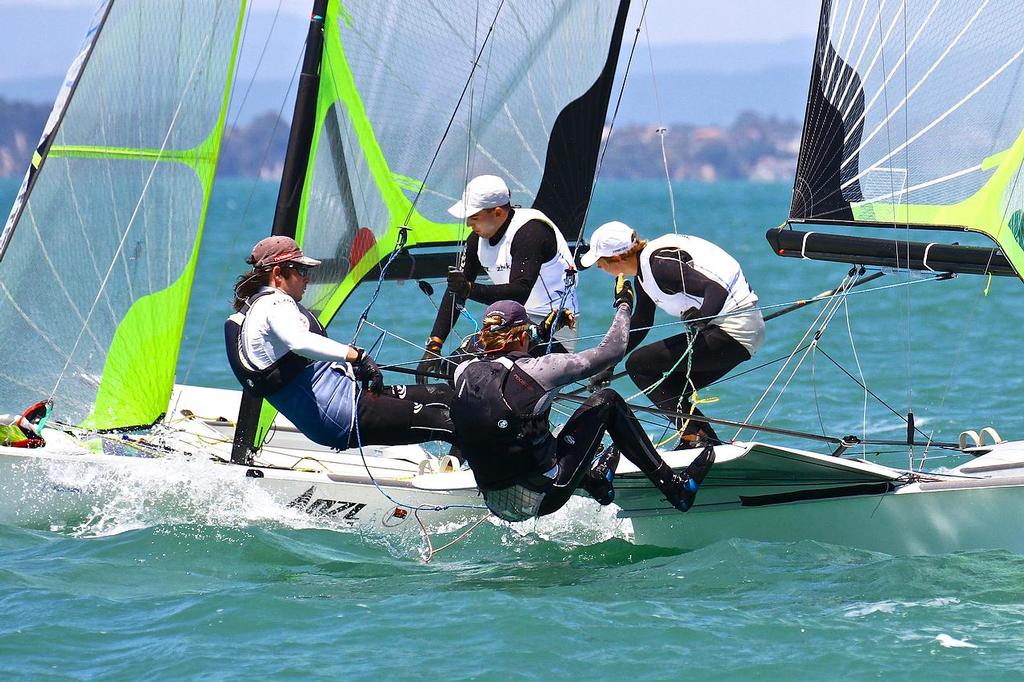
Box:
[651,445,716,512]
[673,409,723,450]
[581,446,620,506]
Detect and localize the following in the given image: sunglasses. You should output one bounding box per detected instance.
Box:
[283,263,311,278]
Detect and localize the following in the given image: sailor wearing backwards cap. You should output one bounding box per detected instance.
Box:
[448,279,714,522]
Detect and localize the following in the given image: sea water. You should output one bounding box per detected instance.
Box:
[2,177,1023,679]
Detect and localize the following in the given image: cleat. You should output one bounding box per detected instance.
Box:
[581,446,620,505]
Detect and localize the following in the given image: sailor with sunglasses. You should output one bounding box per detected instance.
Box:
[226,236,455,450]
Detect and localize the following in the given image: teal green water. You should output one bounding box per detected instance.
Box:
[3,177,1024,678]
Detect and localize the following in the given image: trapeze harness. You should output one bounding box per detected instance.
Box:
[476,208,579,319]
[451,353,558,519]
[637,234,764,354]
[224,288,327,397]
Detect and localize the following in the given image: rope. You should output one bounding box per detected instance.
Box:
[349,387,489,560]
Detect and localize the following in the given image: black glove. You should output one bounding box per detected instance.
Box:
[415,338,444,385]
[587,366,615,392]
[352,348,384,394]
[446,269,472,298]
[613,274,634,311]
[682,307,707,333]
[532,308,577,343]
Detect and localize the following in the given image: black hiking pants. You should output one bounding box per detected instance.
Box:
[625,326,749,443]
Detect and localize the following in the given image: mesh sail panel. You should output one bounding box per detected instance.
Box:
[0,0,245,428]
[791,0,1024,276]
[297,0,627,317]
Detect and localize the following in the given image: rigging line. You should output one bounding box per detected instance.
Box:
[748,280,855,429]
[843,4,1005,188]
[559,273,945,347]
[353,2,506,338]
[558,392,846,446]
[736,271,857,438]
[179,2,302,391]
[350,389,486,516]
[900,0,914,469]
[815,345,933,444]
[843,285,870,458]
[575,0,652,251]
[809,346,833,455]
[50,13,223,401]
[642,20,678,234]
[402,0,507,226]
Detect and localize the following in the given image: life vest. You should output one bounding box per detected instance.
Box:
[637,233,757,321]
[224,289,328,398]
[476,207,578,318]
[451,353,557,490]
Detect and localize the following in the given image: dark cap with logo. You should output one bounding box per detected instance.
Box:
[481,300,530,332]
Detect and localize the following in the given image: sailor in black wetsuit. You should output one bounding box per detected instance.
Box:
[417,175,579,383]
[449,283,715,523]
[225,236,455,450]
[581,221,765,449]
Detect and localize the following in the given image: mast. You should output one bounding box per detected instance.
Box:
[231,0,329,464]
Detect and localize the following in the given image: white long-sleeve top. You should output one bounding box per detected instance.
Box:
[240,288,353,369]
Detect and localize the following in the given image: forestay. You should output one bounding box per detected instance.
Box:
[0,0,247,429]
[293,0,630,324]
[788,0,1024,279]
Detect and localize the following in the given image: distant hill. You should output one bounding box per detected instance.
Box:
[0,2,814,127]
[0,98,48,177]
[0,97,800,182]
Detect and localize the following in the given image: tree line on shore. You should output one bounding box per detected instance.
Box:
[0,98,801,182]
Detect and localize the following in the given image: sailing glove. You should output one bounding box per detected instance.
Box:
[613,274,634,311]
[415,337,444,385]
[352,347,384,394]
[587,366,615,392]
[532,308,576,344]
[682,307,707,333]
[446,270,472,298]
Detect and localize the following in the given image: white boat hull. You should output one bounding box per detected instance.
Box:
[0,385,486,536]
[616,442,1024,555]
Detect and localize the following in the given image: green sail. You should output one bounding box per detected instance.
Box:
[0,0,248,429]
[244,0,629,447]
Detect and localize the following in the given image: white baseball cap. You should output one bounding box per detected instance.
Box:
[580,221,637,267]
[447,175,511,219]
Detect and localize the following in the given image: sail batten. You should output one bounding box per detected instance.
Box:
[0,0,249,429]
[294,0,631,324]
[785,0,1024,281]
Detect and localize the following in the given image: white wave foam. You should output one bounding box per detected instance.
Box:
[935,633,978,649]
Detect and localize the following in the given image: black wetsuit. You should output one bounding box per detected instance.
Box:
[625,246,751,445]
[451,303,681,522]
[429,209,568,356]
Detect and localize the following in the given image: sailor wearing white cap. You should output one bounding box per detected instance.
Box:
[417,175,579,383]
[582,221,764,449]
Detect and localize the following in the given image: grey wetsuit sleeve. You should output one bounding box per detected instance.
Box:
[517,303,631,391]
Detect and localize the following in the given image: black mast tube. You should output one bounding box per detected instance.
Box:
[231,0,330,464]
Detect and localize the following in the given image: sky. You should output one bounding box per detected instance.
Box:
[0,0,821,42]
[0,0,821,125]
